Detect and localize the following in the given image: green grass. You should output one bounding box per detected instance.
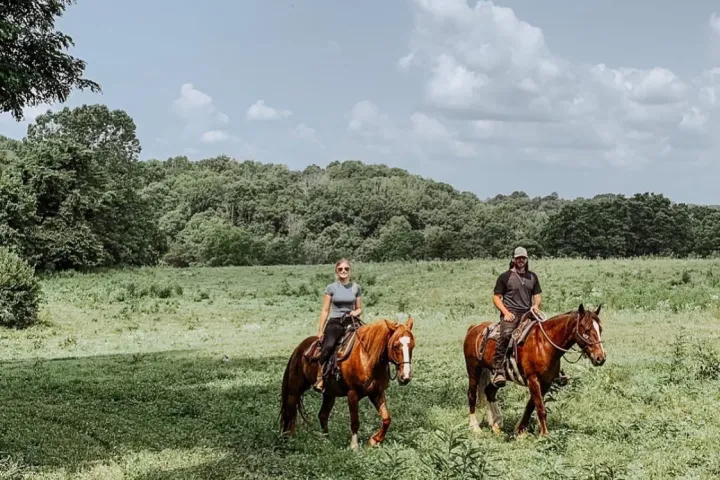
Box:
[1,258,720,479]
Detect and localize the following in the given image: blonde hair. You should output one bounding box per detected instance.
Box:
[335,258,351,270]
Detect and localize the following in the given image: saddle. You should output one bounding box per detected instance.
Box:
[476,312,539,386]
[303,315,362,382]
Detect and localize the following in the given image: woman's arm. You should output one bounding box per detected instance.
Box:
[351,296,363,317]
[317,294,331,337]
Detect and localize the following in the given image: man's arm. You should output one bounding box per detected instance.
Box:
[532,293,541,311]
[493,273,514,319]
[531,273,542,313]
[494,293,514,319]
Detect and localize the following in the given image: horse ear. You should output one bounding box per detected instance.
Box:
[384,319,399,331]
[594,304,602,316]
[406,317,414,330]
[578,303,585,315]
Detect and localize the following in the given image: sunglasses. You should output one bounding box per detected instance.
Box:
[336,267,349,272]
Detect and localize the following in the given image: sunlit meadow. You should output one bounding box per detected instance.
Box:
[1,258,719,479]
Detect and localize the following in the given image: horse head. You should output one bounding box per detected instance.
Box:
[384,317,416,385]
[574,304,606,366]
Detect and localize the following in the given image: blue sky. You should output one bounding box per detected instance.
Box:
[2,0,720,204]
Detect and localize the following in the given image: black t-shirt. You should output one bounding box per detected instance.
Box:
[493,269,542,315]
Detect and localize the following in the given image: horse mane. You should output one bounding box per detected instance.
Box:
[356,320,393,368]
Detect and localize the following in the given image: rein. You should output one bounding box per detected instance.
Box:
[532,310,603,364]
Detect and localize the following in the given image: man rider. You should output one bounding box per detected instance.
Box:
[491,246,542,388]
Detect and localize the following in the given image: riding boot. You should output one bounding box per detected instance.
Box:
[492,320,516,387]
[313,364,325,392]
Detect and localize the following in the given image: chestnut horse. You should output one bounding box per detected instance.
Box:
[280,317,415,450]
[463,304,606,437]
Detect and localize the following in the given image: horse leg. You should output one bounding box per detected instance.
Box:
[318,393,336,436]
[483,375,503,435]
[516,398,535,437]
[527,376,549,436]
[467,365,481,433]
[347,389,361,451]
[368,391,390,446]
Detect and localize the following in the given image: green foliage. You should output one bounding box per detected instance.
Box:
[0,0,101,121]
[0,246,41,328]
[1,105,161,271]
[4,104,720,271]
[2,258,720,478]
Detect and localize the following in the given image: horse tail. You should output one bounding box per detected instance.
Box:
[280,341,309,435]
[477,368,491,408]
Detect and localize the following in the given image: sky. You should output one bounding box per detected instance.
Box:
[2,0,720,204]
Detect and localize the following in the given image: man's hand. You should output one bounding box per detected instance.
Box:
[350,309,361,317]
[503,311,516,322]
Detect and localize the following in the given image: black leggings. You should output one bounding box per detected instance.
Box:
[318,318,347,364]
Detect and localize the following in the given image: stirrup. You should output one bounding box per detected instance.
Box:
[492,370,506,387]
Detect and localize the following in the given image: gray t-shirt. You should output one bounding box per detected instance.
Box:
[325,281,362,319]
[493,269,541,316]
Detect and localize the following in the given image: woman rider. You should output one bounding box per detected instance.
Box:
[313,258,363,392]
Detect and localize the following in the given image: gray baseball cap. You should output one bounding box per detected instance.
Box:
[513,246,528,258]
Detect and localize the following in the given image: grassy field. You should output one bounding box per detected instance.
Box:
[1,258,720,479]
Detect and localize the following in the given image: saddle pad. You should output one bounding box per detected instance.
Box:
[303,330,357,362]
[485,315,536,345]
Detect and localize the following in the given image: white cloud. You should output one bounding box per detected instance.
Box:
[291,123,325,149]
[0,103,58,139]
[347,102,475,158]
[398,52,415,70]
[174,83,211,112]
[329,41,342,54]
[348,100,396,141]
[410,112,476,157]
[370,0,720,167]
[200,130,230,144]
[246,100,292,120]
[711,13,720,36]
[0,103,56,125]
[171,83,229,142]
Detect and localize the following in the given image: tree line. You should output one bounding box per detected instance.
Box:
[2,1,720,273]
[2,105,720,273]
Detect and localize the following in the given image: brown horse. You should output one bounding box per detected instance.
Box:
[463,304,606,437]
[280,317,415,450]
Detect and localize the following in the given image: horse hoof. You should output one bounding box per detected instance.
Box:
[368,437,380,447]
[470,425,482,434]
[492,424,501,435]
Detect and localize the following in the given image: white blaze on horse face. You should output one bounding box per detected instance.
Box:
[593,320,605,355]
[400,336,411,378]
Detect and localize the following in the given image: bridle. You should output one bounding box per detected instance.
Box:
[533,310,604,364]
[388,331,413,381]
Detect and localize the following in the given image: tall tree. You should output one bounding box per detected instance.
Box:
[0,0,100,121]
[17,105,161,270]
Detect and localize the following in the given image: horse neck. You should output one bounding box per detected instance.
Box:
[357,322,391,369]
[541,313,577,354]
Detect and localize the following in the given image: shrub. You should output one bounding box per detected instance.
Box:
[0,247,42,328]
